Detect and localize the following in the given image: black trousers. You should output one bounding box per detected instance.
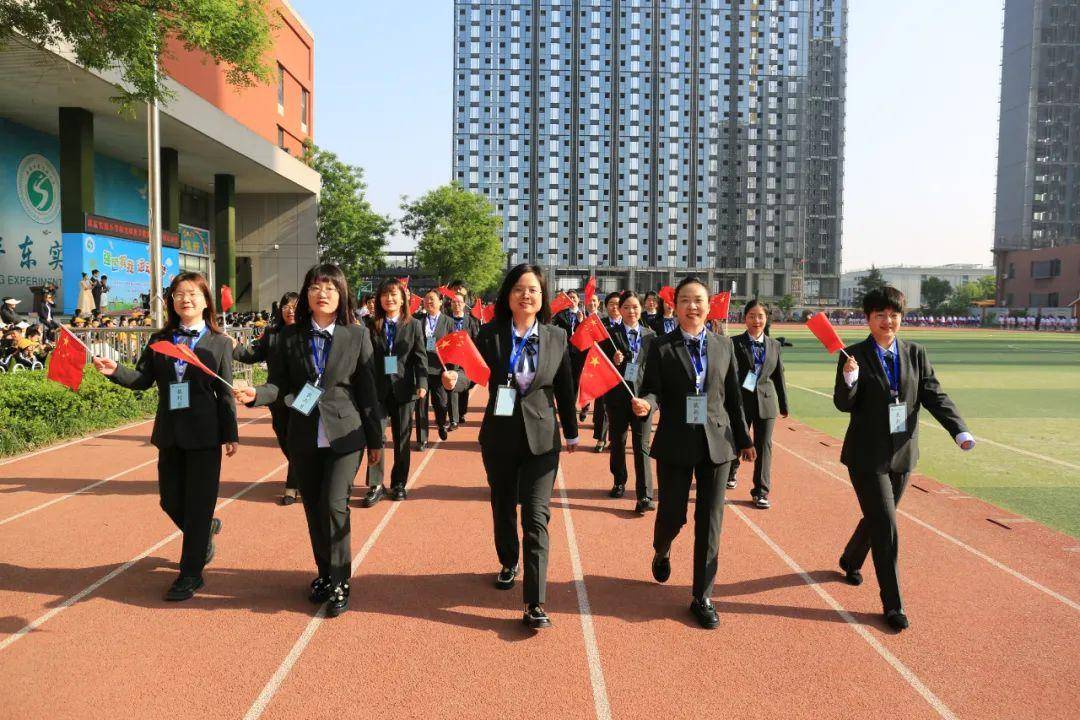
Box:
[654,458,731,599]
[481,443,559,605]
[842,470,910,613]
[456,384,472,421]
[727,415,775,498]
[292,446,362,584]
[415,375,450,443]
[367,396,414,489]
[606,403,654,501]
[592,396,608,442]
[157,446,222,577]
[269,405,298,491]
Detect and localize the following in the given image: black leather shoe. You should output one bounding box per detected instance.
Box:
[690,597,720,629]
[361,485,386,508]
[754,496,771,509]
[164,575,204,601]
[594,440,607,453]
[726,478,737,490]
[205,517,223,564]
[634,499,655,515]
[438,424,449,441]
[578,408,588,422]
[417,440,429,451]
[326,581,350,617]
[609,484,626,499]
[839,556,863,586]
[449,422,459,432]
[495,566,518,590]
[885,609,909,631]
[309,576,332,604]
[523,604,552,629]
[651,554,671,583]
[281,488,299,506]
[390,485,407,501]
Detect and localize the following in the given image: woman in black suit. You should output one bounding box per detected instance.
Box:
[361,277,428,507]
[234,264,383,617]
[93,272,239,602]
[447,290,480,427]
[233,291,300,505]
[441,264,579,629]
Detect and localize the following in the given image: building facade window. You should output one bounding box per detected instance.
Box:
[277,64,285,113]
[301,89,309,133]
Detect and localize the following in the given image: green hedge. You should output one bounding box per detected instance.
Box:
[0,366,267,457]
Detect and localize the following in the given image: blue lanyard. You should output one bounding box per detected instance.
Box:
[384,320,396,354]
[877,344,900,395]
[686,329,707,391]
[454,316,464,332]
[750,338,766,372]
[427,314,439,336]
[172,326,206,381]
[626,327,641,356]
[664,317,676,334]
[309,333,331,383]
[508,323,536,379]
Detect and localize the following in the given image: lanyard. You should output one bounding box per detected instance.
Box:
[427,314,439,336]
[877,345,900,396]
[750,337,766,371]
[384,319,397,354]
[454,316,464,331]
[626,326,641,357]
[664,317,676,334]
[507,322,537,380]
[172,326,206,381]
[309,332,331,384]
[686,329,707,391]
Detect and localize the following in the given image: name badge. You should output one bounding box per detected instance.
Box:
[384,355,398,375]
[686,394,708,425]
[889,401,907,434]
[624,362,639,383]
[168,382,190,411]
[494,385,517,417]
[292,382,324,416]
[742,370,759,392]
[426,334,436,352]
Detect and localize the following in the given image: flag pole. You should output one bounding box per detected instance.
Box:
[595,342,636,398]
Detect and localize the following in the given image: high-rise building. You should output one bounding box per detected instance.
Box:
[452,0,846,302]
[993,0,1080,311]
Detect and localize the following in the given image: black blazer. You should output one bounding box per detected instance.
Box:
[648,314,678,337]
[252,323,384,455]
[0,305,18,325]
[640,329,752,466]
[606,322,656,413]
[366,316,428,403]
[233,325,282,365]
[110,329,239,450]
[833,336,968,475]
[418,313,455,375]
[475,320,579,456]
[731,331,788,421]
[448,313,480,339]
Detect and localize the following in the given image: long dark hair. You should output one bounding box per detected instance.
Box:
[271,291,300,329]
[494,263,551,325]
[164,272,221,334]
[373,277,413,333]
[296,263,352,327]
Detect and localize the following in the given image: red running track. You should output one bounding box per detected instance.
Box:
[0,395,1077,719]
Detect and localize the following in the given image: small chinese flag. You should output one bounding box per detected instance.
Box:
[570,312,610,352]
[397,276,410,288]
[577,344,622,407]
[482,304,495,323]
[436,285,458,301]
[550,292,574,315]
[806,312,846,354]
[408,292,422,315]
[470,297,485,322]
[707,291,731,321]
[47,326,87,391]
[583,276,597,308]
[220,285,234,313]
[150,340,216,378]
[436,330,491,386]
[658,286,675,308]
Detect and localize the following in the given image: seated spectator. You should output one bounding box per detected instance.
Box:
[1,297,22,326]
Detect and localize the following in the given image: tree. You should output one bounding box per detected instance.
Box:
[0,0,272,106]
[777,294,795,316]
[853,266,886,306]
[944,276,996,315]
[400,183,505,294]
[921,276,952,313]
[307,143,391,290]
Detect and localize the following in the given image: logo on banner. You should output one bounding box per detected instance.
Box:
[17,154,60,224]
[85,236,95,253]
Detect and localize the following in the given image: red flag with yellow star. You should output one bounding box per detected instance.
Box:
[577,343,622,407]
[435,330,491,386]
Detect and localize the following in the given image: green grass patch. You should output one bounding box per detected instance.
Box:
[772,326,1080,539]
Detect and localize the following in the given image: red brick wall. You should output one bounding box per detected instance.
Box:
[998,244,1080,311]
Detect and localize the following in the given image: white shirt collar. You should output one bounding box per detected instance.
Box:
[311,318,336,335]
[512,322,539,340]
[680,326,707,342]
[748,331,765,342]
[625,322,641,332]
[874,337,898,354]
[385,311,400,323]
[180,320,206,334]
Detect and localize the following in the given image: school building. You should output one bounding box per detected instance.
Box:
[0,0,319,315]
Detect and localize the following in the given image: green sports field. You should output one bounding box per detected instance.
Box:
[772,325,1080,539]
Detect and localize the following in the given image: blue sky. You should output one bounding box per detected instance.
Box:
[291,0,1003,271]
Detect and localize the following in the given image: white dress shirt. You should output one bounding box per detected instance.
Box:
[311,319,336,448]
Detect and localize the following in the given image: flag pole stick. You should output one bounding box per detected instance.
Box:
[595,342,635,398]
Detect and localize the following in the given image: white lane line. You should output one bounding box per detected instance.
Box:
[0,418,154,467]
[555,468,612,720]
[0,413,270,527]
[729,504,959,720]
[243,442,442,720]
[775,441,1080,614]
[787,383,1080,471]
[0,461,288,654]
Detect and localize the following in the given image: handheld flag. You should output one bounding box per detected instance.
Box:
[577,344,623,407]
[658,286,675,309]
[149,340,234,389]
[583,276,597,308]
[220,285,234,313]
[436,285,458,302]
[550,292,575,315]
[806,312,847,355]
[436,330,491,386]
[570,312,610,352]
[46,326,88,391]
[707,292,731,321]
[408,292,422,315]
[470,298,485,322]
[482,303,495,323]
[397,276,410,288]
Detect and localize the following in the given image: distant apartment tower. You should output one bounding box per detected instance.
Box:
[452,0,846,302]
[993,0,1080,311]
